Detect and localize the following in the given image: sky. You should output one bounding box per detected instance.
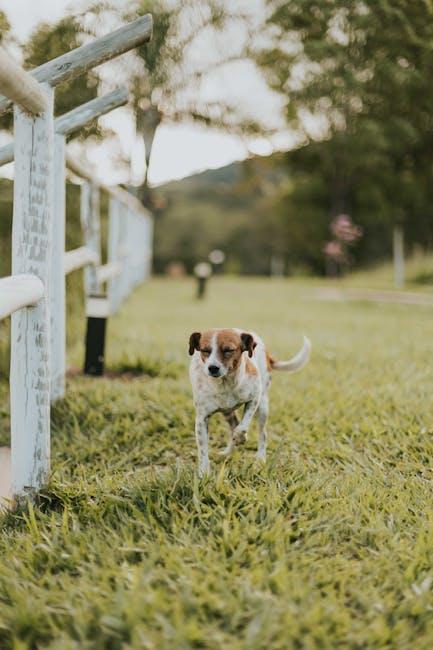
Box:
[0,0,290,186]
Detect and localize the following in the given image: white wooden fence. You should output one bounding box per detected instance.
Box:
[0,15,153,499]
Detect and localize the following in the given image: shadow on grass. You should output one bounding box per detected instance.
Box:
[68,355,184,380]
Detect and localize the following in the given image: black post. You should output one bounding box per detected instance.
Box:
[197,276,207,299]
[84,317,107,375]
[83,295,109,376]
[193,262,212,300]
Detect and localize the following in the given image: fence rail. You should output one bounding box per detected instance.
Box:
[0,15,152,115]
[0,275,45,320]
[0,15,154,501]
[64,247,99,275]
[0,48,47,114]
[0,87,130,165]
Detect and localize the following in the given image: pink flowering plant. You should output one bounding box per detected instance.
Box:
[323,214,363,274]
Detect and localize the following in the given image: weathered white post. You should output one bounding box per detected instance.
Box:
[131,211,142,287]
[108,197,122,313]
[118,202,130,304]
[393,225,405,288]
[81,181,109,375]
[51,133,66,400]
[136,211,148,285]
[138,216,147,283]
[81,181,102,296]
[0,49,55,495]
[0,16,153,501]
[50,89,129,400]
[143,212,153,281]
[124,208,133,298]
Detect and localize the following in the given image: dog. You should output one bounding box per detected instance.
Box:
[189,328,311,476]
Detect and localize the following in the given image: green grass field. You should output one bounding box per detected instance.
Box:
[1,276,433,649]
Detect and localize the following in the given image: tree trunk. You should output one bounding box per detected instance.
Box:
[393,225,405,287]
[134,104,161,207]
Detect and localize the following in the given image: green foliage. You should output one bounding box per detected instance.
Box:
[0,11,14,132]
[1,277,433,646]
[153,151,406,276]
[116,0,265,198]
[0,10,11,42]
[255,0,433,250]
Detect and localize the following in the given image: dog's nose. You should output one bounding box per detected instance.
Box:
[208,365,220,376]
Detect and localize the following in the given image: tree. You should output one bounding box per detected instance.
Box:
[7,2,266,208]
[255,1,433,259]
[0,10,15,131]
[84,0,267,205]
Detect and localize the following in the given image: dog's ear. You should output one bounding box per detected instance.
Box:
[189,331,201,355]
[241,332,257,358]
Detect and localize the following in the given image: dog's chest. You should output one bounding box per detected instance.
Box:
[194,374,257,414]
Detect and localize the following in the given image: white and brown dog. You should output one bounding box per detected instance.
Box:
[189,328,311,476]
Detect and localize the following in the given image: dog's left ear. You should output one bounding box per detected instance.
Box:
[241,332,257,358]
[189,331,201,355]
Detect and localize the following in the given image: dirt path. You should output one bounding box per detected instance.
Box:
[314,286,433,307]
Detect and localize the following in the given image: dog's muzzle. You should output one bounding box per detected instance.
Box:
[208,364,221,377]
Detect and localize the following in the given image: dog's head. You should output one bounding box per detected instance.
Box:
[188,328,256,378]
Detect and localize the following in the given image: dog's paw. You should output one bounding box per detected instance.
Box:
[233,427,248,446]
[219,443,235,457]
[198,462,210,478]
[255,450,266,463]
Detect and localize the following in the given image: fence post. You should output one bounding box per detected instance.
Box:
[144,213,153,280]
[51,133,66,400]
[108,197,122,313]
[133,212,142,287]
[393,225,405,288]
[139,217,149,282]
[118,202,130,304]
[10,84,54,496]
[81,181,101,294]
[126,208,135,293]
[81,181,107,375]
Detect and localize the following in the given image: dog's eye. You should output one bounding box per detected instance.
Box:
[223,349,234,357]
[201,349,211,356]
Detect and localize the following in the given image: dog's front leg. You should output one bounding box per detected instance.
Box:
[233,398,259,446]
[220,412,239,456]
[195,413,210,477]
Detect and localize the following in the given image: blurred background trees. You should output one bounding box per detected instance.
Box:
[0,0,433,277]
[154,0,433,275]
[253,0,433,273]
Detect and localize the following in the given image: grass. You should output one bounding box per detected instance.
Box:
[337,251,433,291]
[1,275,433,649]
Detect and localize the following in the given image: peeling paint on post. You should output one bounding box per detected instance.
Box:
[118,202,130,304]
[143,213,153,281]
[108,197,122,313]
[80,181,101,296]
[81,180,106,375]
[51,133,66,401]
[10,84,54,496]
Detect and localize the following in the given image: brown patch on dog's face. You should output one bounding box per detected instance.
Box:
[216,329,244,373]
[197,330,214,363]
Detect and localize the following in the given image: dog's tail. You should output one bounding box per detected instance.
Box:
[270,336,311,373]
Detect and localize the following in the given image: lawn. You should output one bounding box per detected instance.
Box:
[1,276,433,649]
